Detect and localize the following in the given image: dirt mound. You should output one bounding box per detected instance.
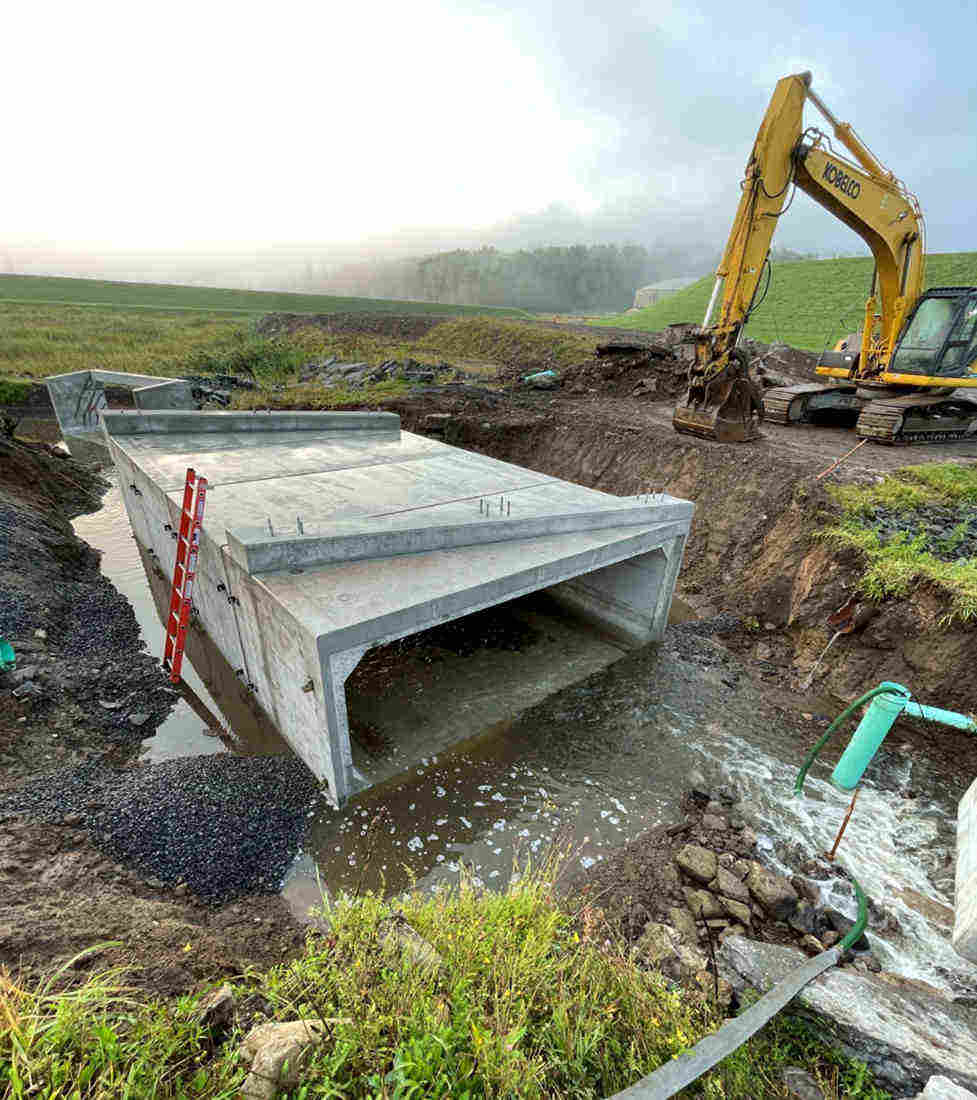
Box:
[561,342,689,400]
[256,311,444,340]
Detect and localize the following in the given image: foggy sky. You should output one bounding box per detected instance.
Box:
[5,0,974,278]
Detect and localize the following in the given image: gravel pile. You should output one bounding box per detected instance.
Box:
[1,754,320,903]
[865,504,977,561]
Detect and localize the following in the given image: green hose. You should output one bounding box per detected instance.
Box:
[793,688,886,950]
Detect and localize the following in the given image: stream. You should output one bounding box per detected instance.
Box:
[74,477,977,1001]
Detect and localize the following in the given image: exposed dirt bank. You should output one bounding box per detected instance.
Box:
[371,388,977,762]
[0,437,304,993]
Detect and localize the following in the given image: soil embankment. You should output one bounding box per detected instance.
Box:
[379,386,977,756]
[0,436,305,993]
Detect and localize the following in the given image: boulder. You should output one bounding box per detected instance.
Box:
[783,1066,825,1099]
[746,864,798,920]
[701,814,727,831]
[711,866,750,903]
[675,844,717,884]
[378,912,444,977]
[788,900,819,936]
[239,1019,324,1100]
[196,983,234,1031]
[669,905,699,944]
[719,936,977,1095]
[916,1076,977,1099]
[635,922,680,968]
[683,888,723,920]
[719,897,752,926]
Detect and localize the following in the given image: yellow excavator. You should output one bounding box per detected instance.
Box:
[673,71,977,444]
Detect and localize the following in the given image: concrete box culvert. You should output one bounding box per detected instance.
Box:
[100,408,693,806]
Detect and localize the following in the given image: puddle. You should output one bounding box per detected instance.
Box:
[73,475,977,999]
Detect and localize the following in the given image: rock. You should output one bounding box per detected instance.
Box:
[783,1066,826,1099]
[701,814,727,831]
[128,711,152,727]
[12,682,43,699]
[705,800,724,816]
[683,888,723,919]
[800,935,825,955]
[9,665,38,684]
[720,937,977,1095]
[635,921,680,967]
[660,863,681,891]
[98,699,124,710]
[738,827,758,851]
[197,983,234,1030]
[669,906,699,944]
[688,769,707,790]
[747,864,799,920]
[822,907,870,951]
[720,897,752,925]
[62,813,84,827]
[669,942,709,981]
[34,628,47,640]
[378,912,444,976]
[695,969,734,1007]
[239,1019,324,1100]
[718,852,735,868]
[720,923,747,941]
[711,866,750,903]
[788,900,819,936]
[916,1076,977,1099]
[821,930,841,948]
[731,859,752,880]
[675,844,717,884]
[755,642,773,661]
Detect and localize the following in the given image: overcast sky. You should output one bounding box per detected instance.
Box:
[6,0,975,259]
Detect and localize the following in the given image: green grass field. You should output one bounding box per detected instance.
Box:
[0,274,528,318]
[595,252,977,349]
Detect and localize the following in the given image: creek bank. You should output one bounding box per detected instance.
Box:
[0,437,305,992]
[575,781,977,1097]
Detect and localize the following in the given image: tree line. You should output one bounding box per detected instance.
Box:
[309,244,703,313]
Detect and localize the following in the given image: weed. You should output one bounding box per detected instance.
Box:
[0,865,891,1099]
[820,465,977,622]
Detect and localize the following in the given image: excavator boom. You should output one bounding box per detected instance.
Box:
[672,71,974,445]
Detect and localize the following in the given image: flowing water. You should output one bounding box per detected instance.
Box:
[74,477,977,1000]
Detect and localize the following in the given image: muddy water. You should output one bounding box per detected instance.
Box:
[72,483,235,762]
[75,480,976,999]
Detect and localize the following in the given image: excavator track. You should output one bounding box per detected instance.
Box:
[762,384,861,424]
[856,393,977,445]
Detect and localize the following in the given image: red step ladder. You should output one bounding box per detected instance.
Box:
[162,467,208,684]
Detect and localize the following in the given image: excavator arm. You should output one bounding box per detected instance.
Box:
[674,71,925,442]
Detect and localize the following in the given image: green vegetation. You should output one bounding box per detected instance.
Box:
[0,864,889,1099]
[595,252,977,349]
[0,274,528,319]
[0,303,245,381]
[822,463,977,621]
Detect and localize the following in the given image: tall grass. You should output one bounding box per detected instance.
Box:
[0,863,890,1099]
[821,464,977,621]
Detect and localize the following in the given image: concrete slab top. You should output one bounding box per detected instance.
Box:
[257,520,689,654]
[106,413,691,654]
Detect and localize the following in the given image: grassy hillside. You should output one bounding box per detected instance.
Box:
[594,252,977,350]
[0,274,528,318]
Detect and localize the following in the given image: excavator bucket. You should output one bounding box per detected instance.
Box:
[673,376,763,442]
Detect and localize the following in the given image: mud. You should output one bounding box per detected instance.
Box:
[0,437,304,994]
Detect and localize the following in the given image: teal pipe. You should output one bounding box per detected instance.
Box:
[831,681,910,791]
[904,700,977,732]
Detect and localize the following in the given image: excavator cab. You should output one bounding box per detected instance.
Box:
[888,288,977,380]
